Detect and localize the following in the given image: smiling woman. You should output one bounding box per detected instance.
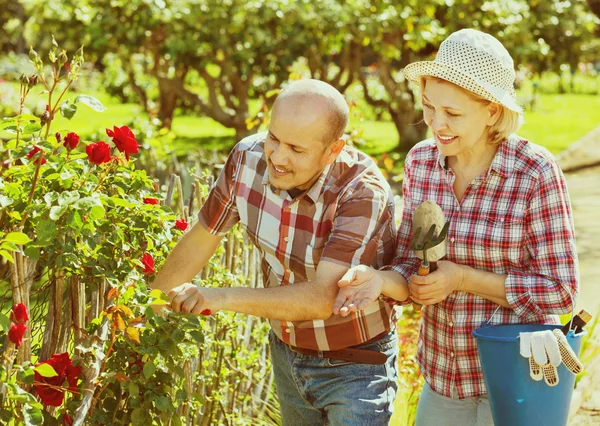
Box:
[333,28,580,426]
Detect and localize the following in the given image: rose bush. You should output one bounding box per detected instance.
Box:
[1,41,276,425]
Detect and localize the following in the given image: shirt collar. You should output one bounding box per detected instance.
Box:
[436,137,515,178]
[262,163,332,204]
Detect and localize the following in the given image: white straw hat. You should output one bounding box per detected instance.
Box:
[404,28,523,114]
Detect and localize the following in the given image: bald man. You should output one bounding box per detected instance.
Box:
[152,79,399,425]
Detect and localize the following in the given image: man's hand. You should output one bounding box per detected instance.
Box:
[332,265,383,317]
[168,283,223,315]
[409,260,464,305]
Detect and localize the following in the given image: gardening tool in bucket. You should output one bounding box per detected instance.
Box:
[409,200,449,310]
[472,309,586,426]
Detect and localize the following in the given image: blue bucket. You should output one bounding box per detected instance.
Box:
[472,324,585,426]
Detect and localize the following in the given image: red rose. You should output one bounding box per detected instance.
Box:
[175,219,188,231]
[127,356,143,376]
[8,322,27,347]
[63,414,73,426]
[106,125,139,160]
[34,352,82,407]
[141,253,155,275]
[10,303,29,322]
[143,197,159,205]
[63,132,80,150]
[86,141,111,165]
[27,146,46,165]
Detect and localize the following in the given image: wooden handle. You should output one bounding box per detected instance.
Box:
[413,260,432,310]
[418,259,430,276]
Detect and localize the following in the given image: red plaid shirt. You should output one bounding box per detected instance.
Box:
[390,135,579,398]
[199,133,398,351]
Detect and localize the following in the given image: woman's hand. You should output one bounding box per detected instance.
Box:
[409,260,465,305]
[332,265,384,317]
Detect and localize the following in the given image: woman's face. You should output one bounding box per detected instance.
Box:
[422,78,498,158]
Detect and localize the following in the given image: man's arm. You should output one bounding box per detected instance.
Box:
[151,222,223,294]
[169,260,348,321]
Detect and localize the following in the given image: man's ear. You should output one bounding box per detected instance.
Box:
[326,138,345,164]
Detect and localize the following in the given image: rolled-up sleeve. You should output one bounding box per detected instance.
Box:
[320,184,395,268]
[198,145,242,236]
[505,159,579,319]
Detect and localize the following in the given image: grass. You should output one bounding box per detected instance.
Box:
[518,94,600,153]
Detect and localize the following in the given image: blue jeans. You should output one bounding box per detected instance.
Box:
[269,330,398,426]
[415,382,494,426]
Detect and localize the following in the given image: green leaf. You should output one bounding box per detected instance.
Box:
[37,219,58,242]
[44,192,58,205]
[67,210,83,229]
[102,196,135,208]
[189,330,204,344]
[23,123,42,134]
[143,361,155,379]
[22,404,44,426]
[149,289,166,299]
[74,196,102,210]
[0,118,16,130]
[0,195,13,207]
[75,94,106,112]
[8,210,22,221]
[2,242,18,251]
[0,313,10,333]
[19,367,35,385]
[49,205,68,221]
[34,363,59,378]
[155,395,170,412]
[128,381,140,396]
[24,246,40,260]
[0,250,14,263]
[60,101,77,120]
[4,232,31,245]
[58,190,80,206]
[88,205,105,220]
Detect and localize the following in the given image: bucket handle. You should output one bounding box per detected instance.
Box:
[484,282,576,329]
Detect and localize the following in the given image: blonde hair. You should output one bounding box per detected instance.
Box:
[420,76,523,145]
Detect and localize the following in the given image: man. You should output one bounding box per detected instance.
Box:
[151,79,399,425]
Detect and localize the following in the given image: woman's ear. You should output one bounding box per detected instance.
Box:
[486,103,501,127]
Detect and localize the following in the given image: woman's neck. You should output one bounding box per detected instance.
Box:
[448,141,499,181]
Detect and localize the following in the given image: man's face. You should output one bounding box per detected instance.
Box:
[264,102,338,193]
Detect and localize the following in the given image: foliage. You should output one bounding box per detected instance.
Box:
[0,41,278,425]
[5,0,596,151]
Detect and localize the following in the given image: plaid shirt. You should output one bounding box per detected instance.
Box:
[390,135,579,398]
[199,132,398,351]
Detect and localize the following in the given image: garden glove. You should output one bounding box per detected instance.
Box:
[519,329,583,387]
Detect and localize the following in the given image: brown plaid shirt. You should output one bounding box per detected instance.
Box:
[199,132,398,350]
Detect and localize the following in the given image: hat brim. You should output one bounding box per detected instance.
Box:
[404,61,523,114]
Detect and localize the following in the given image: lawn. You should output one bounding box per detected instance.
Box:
[3,80,599,156]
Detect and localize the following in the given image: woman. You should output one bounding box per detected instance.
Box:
[332,29,579,426]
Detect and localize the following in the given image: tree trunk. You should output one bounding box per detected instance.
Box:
[158,79,179,130]
[234,125,252,143]
[391,109,429,152]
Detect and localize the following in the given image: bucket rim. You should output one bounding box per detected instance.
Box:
[472,323,587,342]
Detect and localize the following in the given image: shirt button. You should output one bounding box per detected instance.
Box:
[450,237,455,243]
[450,352,455,358]
[285,328,291,333]
[449,322,454,327]
[284,237,289,242]
[500,218,505,222]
